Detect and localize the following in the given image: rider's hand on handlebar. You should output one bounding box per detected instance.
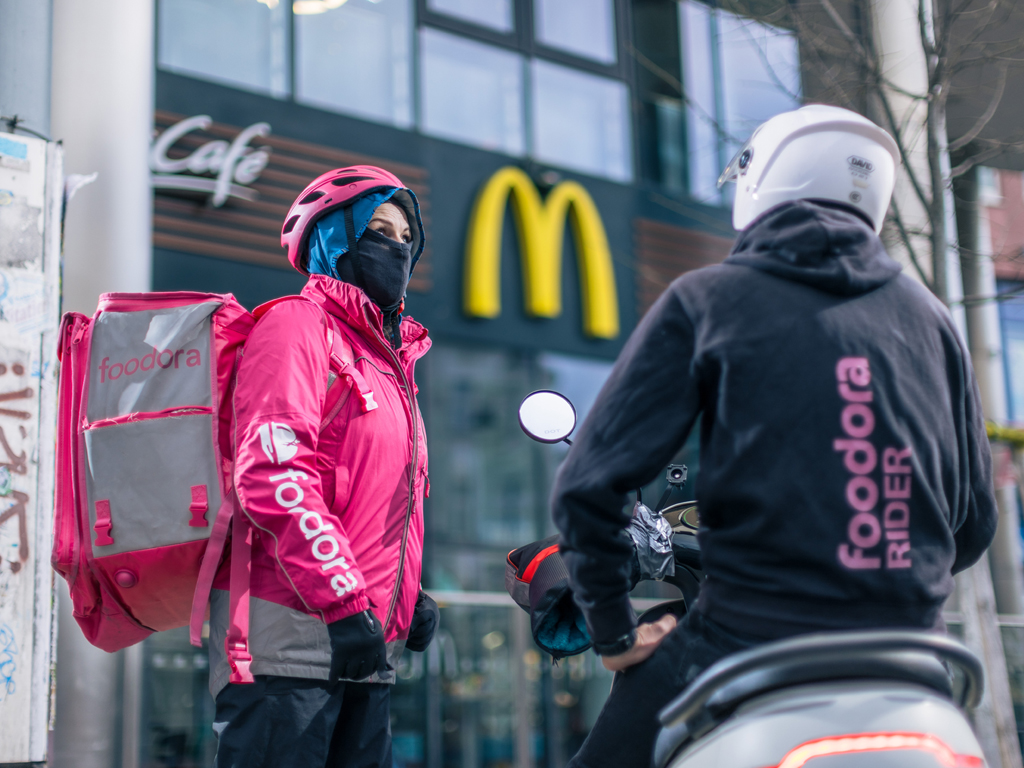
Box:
[601,614,678,672]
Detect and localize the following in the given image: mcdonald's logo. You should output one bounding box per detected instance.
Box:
[463,166,620,339]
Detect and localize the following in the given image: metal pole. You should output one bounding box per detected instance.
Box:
[0,0,53,138]
[0,3,61,764]
[513,608,534,768]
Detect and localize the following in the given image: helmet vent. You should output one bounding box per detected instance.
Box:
[283,215,300,234]
[299,190,326,205]
[330,176,374,186]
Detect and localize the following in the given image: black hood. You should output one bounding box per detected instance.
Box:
[726,201,902,296]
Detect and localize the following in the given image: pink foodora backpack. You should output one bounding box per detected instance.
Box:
[52,291,374,683]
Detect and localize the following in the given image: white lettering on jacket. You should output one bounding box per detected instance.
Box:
[266,455,358,598]
[834,357,913,570]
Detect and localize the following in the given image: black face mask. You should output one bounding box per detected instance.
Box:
[336,227,413,312]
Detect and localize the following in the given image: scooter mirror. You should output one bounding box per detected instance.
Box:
[519,390,577,444]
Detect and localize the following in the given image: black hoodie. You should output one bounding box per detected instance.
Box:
[552,201,997,645]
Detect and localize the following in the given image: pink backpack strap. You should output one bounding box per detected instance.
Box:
[324,322,378,416]
[253,296,378,417]
[188,481,235,647]
[189,348,248,649]
[226,502,255,684]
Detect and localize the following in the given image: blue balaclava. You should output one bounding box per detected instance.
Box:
[307,188,423,348]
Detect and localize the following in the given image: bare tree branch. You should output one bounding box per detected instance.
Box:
[815,0,864,54]
[951,144,1021,177]
[888,197,934,288]
[873,84,936,216]
[948,61,1008,151]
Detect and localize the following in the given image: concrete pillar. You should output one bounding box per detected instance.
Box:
[0,0,53,136]
[51,0,154,314]
[50,2,154,767]
[869,0,966,319]
[869,0,932,285]
[52,589,124,768]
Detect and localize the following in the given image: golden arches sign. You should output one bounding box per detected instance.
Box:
[463,166,620,340]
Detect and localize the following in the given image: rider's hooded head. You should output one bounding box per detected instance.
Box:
[718,105,899,234]
[281,166,425,347]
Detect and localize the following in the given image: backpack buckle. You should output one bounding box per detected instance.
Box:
[94,500,114,546]
[226,640,254,684]
[188,485,209,527]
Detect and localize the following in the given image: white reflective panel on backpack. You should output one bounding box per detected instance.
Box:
[87,302,219,421]
[84,414,222,555]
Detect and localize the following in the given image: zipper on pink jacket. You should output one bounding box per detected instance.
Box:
[364,306,419,632]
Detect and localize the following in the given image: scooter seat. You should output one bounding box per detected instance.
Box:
[654,630,982,768]
[703,650,951,716]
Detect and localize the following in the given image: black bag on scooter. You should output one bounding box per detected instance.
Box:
[505,536,592,659]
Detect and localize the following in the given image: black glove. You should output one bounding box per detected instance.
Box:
[406,591,439,652]
[327,609,389,682]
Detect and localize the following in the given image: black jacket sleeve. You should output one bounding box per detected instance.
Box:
[551,287,701,647]
[951,329,998,574]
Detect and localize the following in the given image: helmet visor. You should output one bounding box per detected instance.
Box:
[717,141,754,189]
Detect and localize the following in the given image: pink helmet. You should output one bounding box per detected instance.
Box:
[281,165,424,274]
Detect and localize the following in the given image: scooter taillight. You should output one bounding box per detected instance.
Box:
[768,732,983,768]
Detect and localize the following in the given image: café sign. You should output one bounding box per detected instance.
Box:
[149,115,271,207]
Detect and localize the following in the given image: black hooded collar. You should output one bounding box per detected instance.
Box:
[726,200,902,296]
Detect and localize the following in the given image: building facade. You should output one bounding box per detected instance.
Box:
[51,1,806,766]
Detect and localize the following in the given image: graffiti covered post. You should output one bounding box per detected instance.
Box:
[0,132,62,763]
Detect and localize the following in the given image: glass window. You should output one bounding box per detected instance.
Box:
[679,1,801,204]
[999,284,1024,421]
[531,59,632,182]
[295,0,413,128]
[533,0,617,64]
[655,97,686,193]
[419,28,525,155]
[140,628,216,768]
[716,10,801,155]
[979,166,1003,207]
[679,0,720,203]
[1006,334,1024,421]
[157,0,289,98]
[427,0,514,33]
[423,343,613,592]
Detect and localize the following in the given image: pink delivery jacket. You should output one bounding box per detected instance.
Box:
[207,275,430,694]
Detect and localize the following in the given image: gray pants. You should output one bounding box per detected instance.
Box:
[213,675,392,768]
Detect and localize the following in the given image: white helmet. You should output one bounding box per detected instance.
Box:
[719,105,900,234]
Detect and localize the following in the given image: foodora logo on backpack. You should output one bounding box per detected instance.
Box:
[98,346,203,382]
[260,422,359,598]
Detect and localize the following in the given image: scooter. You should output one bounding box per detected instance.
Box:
[513,390,988,768]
